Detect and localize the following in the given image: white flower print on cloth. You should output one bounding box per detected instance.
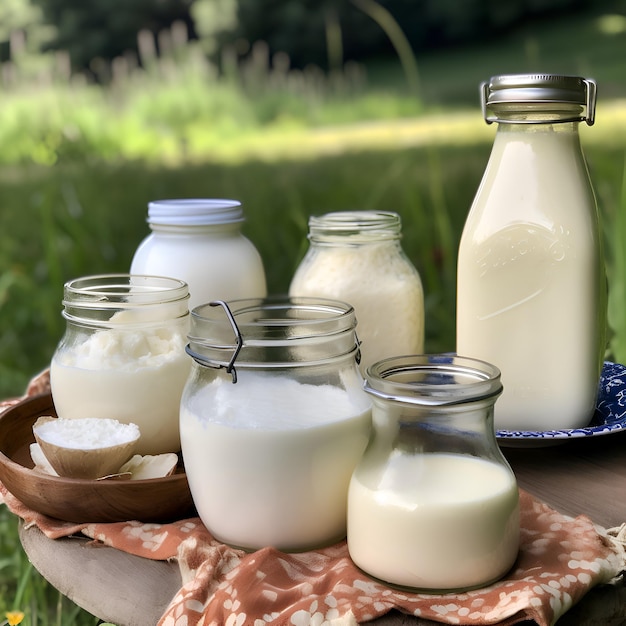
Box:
[1,482,624,625]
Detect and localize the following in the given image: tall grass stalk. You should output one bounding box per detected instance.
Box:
[351,0,421,98]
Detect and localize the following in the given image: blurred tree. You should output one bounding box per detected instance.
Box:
[16,0,611,75]
[31,0,197,71]
[191,0,238,55]
[219,0,603,69]
[0,0,55,63]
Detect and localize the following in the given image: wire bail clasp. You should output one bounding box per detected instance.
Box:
[209,300,242,384]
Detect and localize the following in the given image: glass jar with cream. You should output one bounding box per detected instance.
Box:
[50,274,191,455]
[181,297,372,552]
[347,354,519,592]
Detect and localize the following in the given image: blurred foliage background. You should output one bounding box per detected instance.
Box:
[3,0,626,399]
[4,0,607,71]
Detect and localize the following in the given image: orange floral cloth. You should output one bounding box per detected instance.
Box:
[1,373,625,626]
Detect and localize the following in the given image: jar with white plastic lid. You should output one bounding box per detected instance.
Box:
[50,274,191,455]
[130,199,267,311]
[347,354,519,592]
[288,210,424,375]
[456,74,606,432]
[180,297,372,552]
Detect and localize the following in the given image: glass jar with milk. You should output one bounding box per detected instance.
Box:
[130,199,267,311]
[289,211,424,375]
[347,354,519,592]
[181,297,372,552]
[50,274,191,455]
[457,74,606,432]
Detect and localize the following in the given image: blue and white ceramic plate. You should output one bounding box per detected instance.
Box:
[496,361,626,447]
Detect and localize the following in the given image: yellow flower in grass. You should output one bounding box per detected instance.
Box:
[4,612,24,626]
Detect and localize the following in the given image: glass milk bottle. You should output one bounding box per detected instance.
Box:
[181,297,371,552]
[347,355,519,592]
[289,211,424,375]
[50,274,191,455]
[131,199,267,311]
[456,74,606,433]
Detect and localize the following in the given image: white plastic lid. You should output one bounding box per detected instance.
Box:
[147,199,244,226]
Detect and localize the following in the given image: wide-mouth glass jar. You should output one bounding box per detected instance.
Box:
[181,297,372,552]
[50,274,190,455]
[347,354,519,592]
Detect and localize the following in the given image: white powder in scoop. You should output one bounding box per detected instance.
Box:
[34,418,140,449]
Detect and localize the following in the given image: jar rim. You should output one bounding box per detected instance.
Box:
[147,199,244,226]
[63,274,189,306]
[364,354,502,406]
[308,210,401,241]
[61,275,190,332]
[186,297,360,374]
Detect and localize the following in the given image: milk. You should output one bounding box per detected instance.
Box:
[51,327,190,455]
[347,453,519,591]
[180,371,371,551]
[457,125,605,431]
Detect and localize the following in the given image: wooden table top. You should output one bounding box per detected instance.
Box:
[17,431,626,626]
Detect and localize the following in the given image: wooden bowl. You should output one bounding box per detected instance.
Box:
[0,393,196,523]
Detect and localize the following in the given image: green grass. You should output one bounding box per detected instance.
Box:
[3,4,626,624]
[0,142,490,400]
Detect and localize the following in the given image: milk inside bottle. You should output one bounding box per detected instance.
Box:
[456,74,606,432]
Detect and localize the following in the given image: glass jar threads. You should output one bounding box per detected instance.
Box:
[181,297,372,552]
[50,274,191,455]
[130,199,267,311]
[347,355,519,592]
[289,211,424,375]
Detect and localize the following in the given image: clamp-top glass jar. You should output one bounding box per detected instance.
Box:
[50,274,191,455]
[130,199,267,311]
[181,297,372,552]
[347,354,519,592]
[289,210,424,375]
[457,74,607,432]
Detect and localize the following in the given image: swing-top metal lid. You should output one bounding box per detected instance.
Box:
[481,74,596,126]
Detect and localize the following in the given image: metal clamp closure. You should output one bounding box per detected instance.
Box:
[209,300,242,384]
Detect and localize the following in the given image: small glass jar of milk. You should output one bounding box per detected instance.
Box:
[130,199,267,311]
[289,211,424,375]
[50,274,191,455]
[347,354,519,592]
[457,74,606,432]
[181,297,372,552]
